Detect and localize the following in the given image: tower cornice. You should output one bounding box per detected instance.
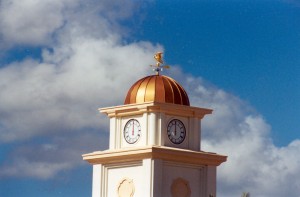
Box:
[82,146,227,166]
[99,101,212,119]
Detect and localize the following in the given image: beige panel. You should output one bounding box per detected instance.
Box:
[162,162,205,197]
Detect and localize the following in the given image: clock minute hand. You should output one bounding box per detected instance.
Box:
[132,122,134,136]
[174,120,177,136]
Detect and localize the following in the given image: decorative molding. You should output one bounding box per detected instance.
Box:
[99,101,212,119]
[171,177,191,197]
[117,178,135,197]
[83,146,227,166]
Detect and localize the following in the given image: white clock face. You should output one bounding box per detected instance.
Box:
[167,119,186,144]
[124,119,141,144]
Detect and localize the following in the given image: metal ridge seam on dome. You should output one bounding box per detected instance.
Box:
[124,80,138,104]
[124,74,190,106]
[127,76,147,104]
[136,76,151,103]
[167,75,189,105]
[166,76,182,105]
[153,75,157,102]
[144,75,155,102]
[177,81,190,105]
[168,76,183,105]
[162,75,175,104]
[129,78,144,104]
[156,75,165,103]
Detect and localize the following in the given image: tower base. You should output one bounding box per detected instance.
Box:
[83,146,226,197]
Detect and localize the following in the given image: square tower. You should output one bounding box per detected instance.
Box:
[83,53,227,197]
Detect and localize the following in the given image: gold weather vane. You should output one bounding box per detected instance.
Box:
[150,52,170,75]
[154,52,164,64]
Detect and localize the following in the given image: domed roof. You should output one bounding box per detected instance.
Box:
[124,75,190,106]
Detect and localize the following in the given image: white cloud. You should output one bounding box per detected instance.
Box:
[0,160,71,180]
[0,0,160,142]
[0,40,159,142]
[0,0,161,180]
[0,0,139,47]
[182,76,300,197]
[0,0,68,46]
[0,131,109,179]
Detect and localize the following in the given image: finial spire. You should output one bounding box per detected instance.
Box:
[150,52,170,75]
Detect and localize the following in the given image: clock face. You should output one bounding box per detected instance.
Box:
[124,119,141,144]
[167,119,186,144]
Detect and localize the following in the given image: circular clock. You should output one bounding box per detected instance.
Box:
[167,119,186,144]
[124,119,141,144]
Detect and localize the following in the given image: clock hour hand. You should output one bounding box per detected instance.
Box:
[174,120,177,136]
[132,121,134,136]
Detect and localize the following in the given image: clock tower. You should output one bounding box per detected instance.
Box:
[83,53,227,197]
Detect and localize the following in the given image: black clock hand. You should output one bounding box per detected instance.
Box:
[132,121,134,136]
[175,120,177,136]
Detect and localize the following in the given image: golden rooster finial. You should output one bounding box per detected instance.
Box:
[150,52,170,75]
[154,52,164,65]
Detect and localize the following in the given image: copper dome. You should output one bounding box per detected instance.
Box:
[124,75,190,106]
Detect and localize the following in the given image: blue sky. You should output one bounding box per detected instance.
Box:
[133,0,300,146]
[0,0,299,197]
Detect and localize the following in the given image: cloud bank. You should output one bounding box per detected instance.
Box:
[183,77,300,196]
[0,0,299,196]
[0,0,160,178]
